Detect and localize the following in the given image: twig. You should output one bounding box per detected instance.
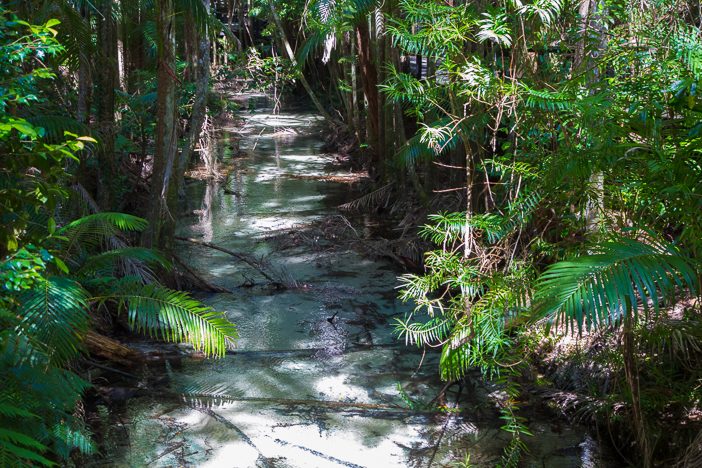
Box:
[82,359,139,380]
[147,442,184,466]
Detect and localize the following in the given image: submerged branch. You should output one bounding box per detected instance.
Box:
[174,236,293,287]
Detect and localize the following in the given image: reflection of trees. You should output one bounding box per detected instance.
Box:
[273,134,282,195]
[196,179,215,242]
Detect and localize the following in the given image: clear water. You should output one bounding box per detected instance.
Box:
[94,96,612,467]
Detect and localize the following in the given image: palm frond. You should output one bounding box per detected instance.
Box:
[107,282,237,357]
[75,247,169,277]
[534,236,698,333]
[58,212,148,253]
[18,276,89,365]
[338,183,394,211]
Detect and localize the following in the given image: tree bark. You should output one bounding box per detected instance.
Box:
[96,0,118,209]
[178,0,212,193]
[144,0,178,249]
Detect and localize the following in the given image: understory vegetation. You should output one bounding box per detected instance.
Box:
[2,0,702,465]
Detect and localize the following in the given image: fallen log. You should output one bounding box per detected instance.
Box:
[84,330,144,366]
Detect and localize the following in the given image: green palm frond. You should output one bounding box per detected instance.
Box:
[28,115,94,144]
[18,276,89,365]
[516,0,562,26]
[673,24,702,79]
[51,424,95,458]
[0,431,53,467]
[106,282,237,357]
[75,247,170,277]
[534,236,698,333]
[58,212,148,252]
[477,12,512,47]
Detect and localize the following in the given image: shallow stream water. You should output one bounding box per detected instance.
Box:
[95,96,612,467]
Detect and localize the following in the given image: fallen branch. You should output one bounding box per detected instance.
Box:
[188,405,274,468]
[173,254,232,293]
[174,236,285,287]
[147,441,185,466]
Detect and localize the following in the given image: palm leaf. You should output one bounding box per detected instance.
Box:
[75,247,170,277]
[534,237,698,333]
[18,276,89,365]
[107,282,237,357]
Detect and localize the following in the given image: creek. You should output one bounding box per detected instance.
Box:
[93,95,612,467]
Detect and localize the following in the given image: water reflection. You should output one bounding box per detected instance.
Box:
[95,98,613,468]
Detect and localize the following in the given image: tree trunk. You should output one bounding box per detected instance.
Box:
[144,0,178,249]
[77,5,91,125]
[237,0,247,48]
[623,317,652,468]
[96,0,118,209]
[268,1,335,123]
[355,18,381,175]
[178,0,212,194]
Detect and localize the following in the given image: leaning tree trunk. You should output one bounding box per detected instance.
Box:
[177,0,212,193]
[268,1,335,124]
[144,0,178,250]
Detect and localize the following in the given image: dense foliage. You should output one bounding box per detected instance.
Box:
[297,0,702,465]
[4,0,702,465]
[0,6,236,465]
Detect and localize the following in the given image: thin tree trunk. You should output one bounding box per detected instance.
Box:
[351,37,361,141]
[145,0,178,249]
[96,0,118,209]
[268,1,335,123]
[355,18,381,174]
[178,0,212,194]
[623,316,652,468]
[237,0,247,48]
[77,3,91,124]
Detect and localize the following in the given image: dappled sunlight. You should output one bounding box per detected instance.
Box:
[99,96,608,467]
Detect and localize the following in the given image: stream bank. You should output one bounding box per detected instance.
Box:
[88,95,614,467]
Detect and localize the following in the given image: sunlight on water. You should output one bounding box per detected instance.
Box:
[96,96,612,467]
